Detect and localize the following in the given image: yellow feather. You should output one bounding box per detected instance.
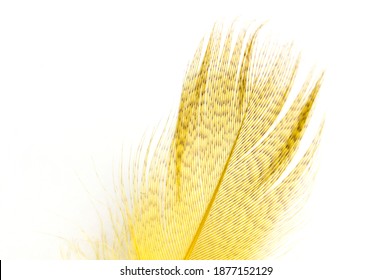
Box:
[84,22,324,260]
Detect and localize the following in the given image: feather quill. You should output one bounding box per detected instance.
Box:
[85,22,324,260]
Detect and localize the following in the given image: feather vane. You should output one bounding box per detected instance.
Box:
[87,23,324,260]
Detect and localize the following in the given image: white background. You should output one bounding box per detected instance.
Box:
[0,0,391,277]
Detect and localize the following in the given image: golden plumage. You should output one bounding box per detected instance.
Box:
[85,22,324,260]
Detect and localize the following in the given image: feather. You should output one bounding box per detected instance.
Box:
[86,22,324,260]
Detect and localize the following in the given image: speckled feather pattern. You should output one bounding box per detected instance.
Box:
[89,23,324,260]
